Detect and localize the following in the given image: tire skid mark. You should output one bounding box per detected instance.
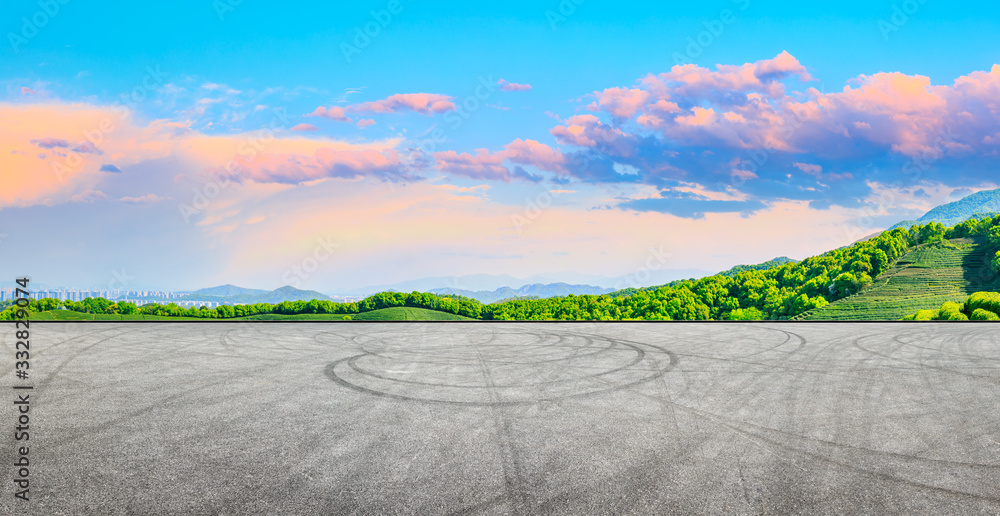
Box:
[472,328,531,515]
[674,403,1000,503]
[854,333,1000,383]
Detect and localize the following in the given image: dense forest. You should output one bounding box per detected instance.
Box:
[5,215,1000,322]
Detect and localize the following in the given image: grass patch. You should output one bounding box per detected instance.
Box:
[351,307,474,321]
[31,310,224,321]
[799,238,999,321]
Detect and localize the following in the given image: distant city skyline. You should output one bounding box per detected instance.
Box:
[3,1,999,289]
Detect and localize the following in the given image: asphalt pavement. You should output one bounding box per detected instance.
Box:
[2,322,999,515]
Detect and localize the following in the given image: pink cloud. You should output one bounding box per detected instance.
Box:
[20,87,40,96]
[433,149,510,181]
[792,162,823,175]
[119,194,166,204]
[349,93,455,115]
[70,190,108,203]
[498,79,532,92]
[560,54,1000,163]
[675,107,717,127]
[432,139,568,181]
[550,114,631,155]
[501,139,567,173]
[356,119,376,128]
[307,106,352,122]
[639,51,812,105]
[228,148,405,184]
[290,123,319,132]
[755,50,814,82]
[588,87,650,119]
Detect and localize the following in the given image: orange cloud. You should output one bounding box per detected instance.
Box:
[0,101,413,209]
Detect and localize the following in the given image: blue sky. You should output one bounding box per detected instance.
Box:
[2,0,999,291]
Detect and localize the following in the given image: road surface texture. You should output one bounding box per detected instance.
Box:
[3,322,1000,515]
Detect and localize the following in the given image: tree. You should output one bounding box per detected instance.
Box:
[117,302,139,315]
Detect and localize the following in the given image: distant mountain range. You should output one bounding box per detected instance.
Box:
[183,261,801,305]
[188,284,270,298]
[430,283,616,304]
[180,285,332,304]
[336,269,714,298]
[889,188,1000,230]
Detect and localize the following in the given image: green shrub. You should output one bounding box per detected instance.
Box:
[965,291,1000,316]
[937,301,967,321]
[970,308,1000,321]
[905,309,938,321]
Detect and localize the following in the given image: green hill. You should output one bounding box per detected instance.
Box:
[889,188,1000,230]
[718,256,798,277]
[797,237,1000,321]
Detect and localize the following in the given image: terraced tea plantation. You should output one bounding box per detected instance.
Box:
[799,238,999,320]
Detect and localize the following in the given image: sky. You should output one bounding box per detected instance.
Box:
[2,0,1000,292]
